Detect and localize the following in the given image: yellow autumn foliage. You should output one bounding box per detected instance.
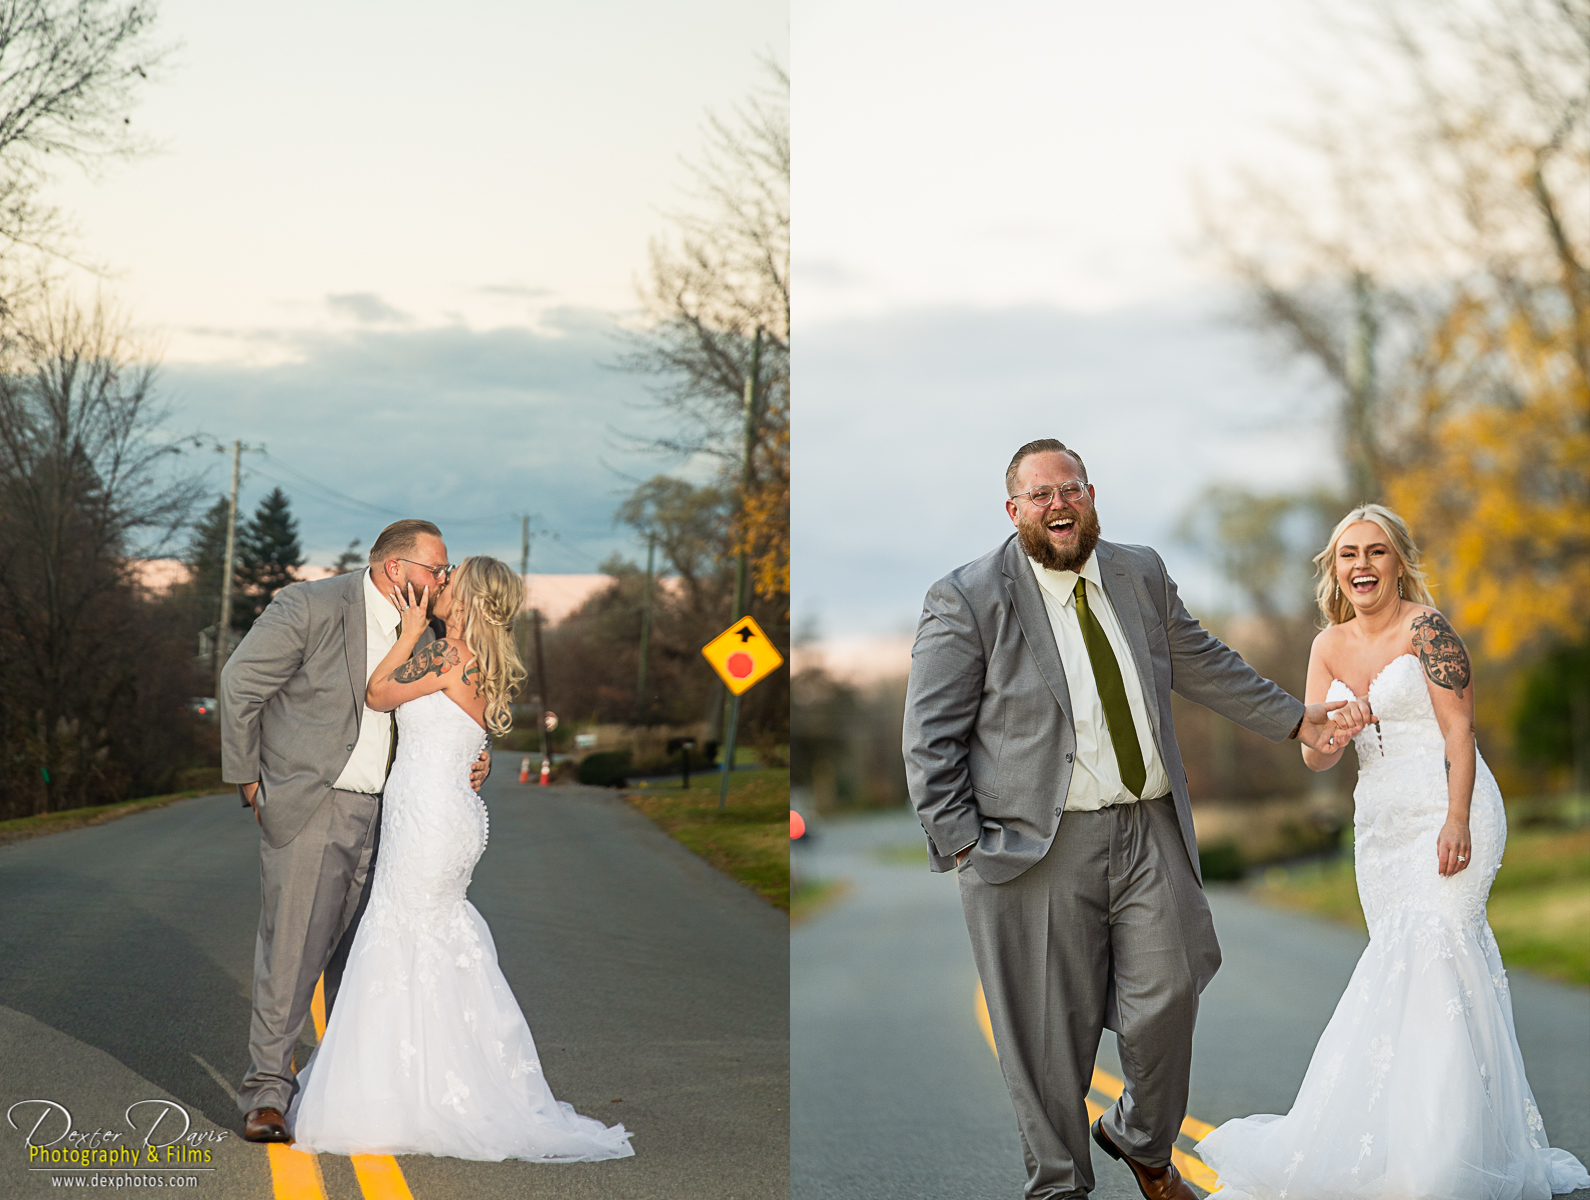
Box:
[1386,309,1590,664]
[735,421,790,607]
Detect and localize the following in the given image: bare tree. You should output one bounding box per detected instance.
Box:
[0,292,202,814]
[0,0,166,285]
[621,57,789,466]
[1198,0,1589,674]
[616,58,792,743]
[1201,0,1589,501]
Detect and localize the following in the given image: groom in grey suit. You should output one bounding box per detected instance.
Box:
[904,440,1353,1200]
[220,519,491,1142]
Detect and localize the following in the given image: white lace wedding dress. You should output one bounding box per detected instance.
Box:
[287,690,634,1162]
[1196,654,1587,1200]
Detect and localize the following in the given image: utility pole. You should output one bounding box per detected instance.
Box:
[517,512,552,779]
[718,328,762,808]
[213,440,242,700]
[532,607,551,776]
[1346,272,1379,503]
[730,326,762,625]
[636,530,656,710]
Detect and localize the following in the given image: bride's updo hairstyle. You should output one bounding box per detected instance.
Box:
[450,556,528,735]
[1312,503,1435,626]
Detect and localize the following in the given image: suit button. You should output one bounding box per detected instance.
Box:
[1065,752,1074,763]
[1055,807,1062,815]
[346,744,354,751]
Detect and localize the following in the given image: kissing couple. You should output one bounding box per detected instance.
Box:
[904,440,1587,1200]
[220,519,633,1162]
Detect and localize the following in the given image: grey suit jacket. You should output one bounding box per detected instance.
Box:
[903,536,1304,885]
[220,570,435,849]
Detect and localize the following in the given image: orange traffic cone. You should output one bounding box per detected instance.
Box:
[539,758,551,786]
[518,756,531,784]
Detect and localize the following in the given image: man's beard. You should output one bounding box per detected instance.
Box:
[1017,503,1101,573]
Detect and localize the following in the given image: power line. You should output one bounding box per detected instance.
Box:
[242,450,608,568]
[252,451,520,526]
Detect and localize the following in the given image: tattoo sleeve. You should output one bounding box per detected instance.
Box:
[1411,613,1472,699]
[461,662,481,695]
[391,640,460,684]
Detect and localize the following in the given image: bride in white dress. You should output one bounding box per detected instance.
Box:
[288,556,634,1163]
[1196,505,1587,1200]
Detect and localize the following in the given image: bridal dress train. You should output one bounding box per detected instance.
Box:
[1196,654,1587,1200]
[288,690,634,1162]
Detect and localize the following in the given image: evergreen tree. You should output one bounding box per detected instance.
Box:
[185,497,230,600]
[332,538,364,574]
[235,488,304,631]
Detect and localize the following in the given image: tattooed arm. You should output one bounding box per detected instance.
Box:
[1410,609,1476,876]
[366,637,462,712]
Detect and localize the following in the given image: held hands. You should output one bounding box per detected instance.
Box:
[389,582,431,642]
[1297,699,1373,754]
[1437,818,1472,876]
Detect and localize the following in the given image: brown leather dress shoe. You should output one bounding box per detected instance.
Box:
[1092,1117,1198,1200]
[242,1107,290,1143]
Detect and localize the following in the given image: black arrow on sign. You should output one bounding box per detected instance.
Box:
[735,625,756,643]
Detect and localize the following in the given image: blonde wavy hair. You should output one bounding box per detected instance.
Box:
[451,556,527,735]
[1313,503,1435,626]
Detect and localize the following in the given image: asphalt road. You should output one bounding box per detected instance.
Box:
[792,809,1590,1200]
[0,752,788,1200]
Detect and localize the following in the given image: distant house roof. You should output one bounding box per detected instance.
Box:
[126,559,622,627]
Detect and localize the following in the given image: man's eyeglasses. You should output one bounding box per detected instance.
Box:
[395,558,456,585]
[1009,481,1087,508]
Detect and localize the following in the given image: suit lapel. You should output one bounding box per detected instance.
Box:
[1002,539,1073,719]
[1095,541,1163,746]
[344,572,368,730]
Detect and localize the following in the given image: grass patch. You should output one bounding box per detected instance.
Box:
[792,878,852,927]
[874,841,929,866]
[1249,828,1590,986]
[625,768,789,912]
[0,787,229,849]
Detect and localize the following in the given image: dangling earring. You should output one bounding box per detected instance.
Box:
[1335,580,1341,601]
[1397,576,1403,599]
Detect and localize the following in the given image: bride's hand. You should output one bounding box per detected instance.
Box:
[1329,697,1375,748]
[1299,700,1364,753]
[1437,819,1472,876]
[389,582,431,641]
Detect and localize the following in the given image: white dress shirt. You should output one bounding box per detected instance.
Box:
[1028,551,1170,810]
[331,569,400,794]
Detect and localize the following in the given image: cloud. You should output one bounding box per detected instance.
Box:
[478,284,557,299]
[157,308,703,574]
[792,293,1340,638]
[325,293,414,325]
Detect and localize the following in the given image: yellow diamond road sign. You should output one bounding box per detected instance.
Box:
[702,615,784,696]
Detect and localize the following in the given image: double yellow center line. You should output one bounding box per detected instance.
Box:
[974,983,1220,1193]
[265,976,417,1200]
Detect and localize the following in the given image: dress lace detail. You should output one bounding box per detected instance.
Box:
[1197,655,1588,1200]
[287,691,634,1162]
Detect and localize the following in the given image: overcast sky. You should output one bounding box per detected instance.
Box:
[792,0,1367,639]
[47,0,787,571]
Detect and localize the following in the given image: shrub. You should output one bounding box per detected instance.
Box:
[1199,841,1246,882]
[577,750,632,788]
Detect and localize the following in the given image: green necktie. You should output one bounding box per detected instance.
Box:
[1073,577,1147,798]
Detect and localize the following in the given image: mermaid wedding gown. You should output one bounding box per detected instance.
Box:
[1196,655,1586,1200]
[287,690,634,1162]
